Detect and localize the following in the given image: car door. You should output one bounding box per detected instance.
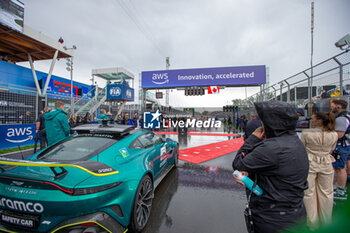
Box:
[148,133,174,177]
[136,132,159,176]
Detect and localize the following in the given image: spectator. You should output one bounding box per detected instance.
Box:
[227,116,232,126]
[305,100,319,115]
[76,113,83,126]
[69,114,76,134]
[106,112,113,124]
[321,89,330,99]
[140,116,144,129]
[331,88,341,98]
[44,101,70,146]
[35,106,51,150]
[124,112,130,125]
[301,112,338,229]
[98,109,109,120]
[83,112,91,124]
[238,115,247,132]
[244,115,262,140]
[133,112,138,127]
[331,99,350,200]
[25,111,34,123]
[116,114,122,124]
[232,100,309,233]
[296,108,305,117]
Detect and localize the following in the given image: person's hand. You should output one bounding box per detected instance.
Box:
[36,129,39,133]
[232,171,248,186]
[252,127,265,140]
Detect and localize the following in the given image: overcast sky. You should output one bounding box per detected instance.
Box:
[19,0,349,107]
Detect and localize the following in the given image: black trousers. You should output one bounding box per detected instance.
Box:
[252,204,306,233]
[38,131,47,150]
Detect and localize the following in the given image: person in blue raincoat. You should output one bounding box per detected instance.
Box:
[98,109,110,120]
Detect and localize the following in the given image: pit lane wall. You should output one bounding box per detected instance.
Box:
[0,123,37,150]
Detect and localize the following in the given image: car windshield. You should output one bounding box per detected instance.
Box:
[39,136,117,161]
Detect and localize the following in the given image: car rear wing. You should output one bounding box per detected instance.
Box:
[0,157,118,177]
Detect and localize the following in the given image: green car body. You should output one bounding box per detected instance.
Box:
[0,124,179,233]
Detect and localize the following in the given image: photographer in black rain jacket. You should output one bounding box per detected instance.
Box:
[232,101,309,233]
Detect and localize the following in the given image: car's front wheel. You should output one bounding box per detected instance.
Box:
[130,175,153,232]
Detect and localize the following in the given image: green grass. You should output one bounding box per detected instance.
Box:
[0,144,39,155]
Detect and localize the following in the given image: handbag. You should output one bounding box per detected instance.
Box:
[244,175,258,233]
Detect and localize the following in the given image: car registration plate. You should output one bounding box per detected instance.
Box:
[0,210,40,229]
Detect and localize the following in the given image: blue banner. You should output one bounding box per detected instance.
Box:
[141,65,266,88]
[106,84,134,101]
[0,124,37,150]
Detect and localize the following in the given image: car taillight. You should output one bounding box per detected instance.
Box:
[44,181,122,196]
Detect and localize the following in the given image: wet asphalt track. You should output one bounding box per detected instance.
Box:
[142,130,247,233]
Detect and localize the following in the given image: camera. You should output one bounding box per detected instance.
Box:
[335,34,350,50]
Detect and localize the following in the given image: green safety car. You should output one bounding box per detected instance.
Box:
[0,123,179,233]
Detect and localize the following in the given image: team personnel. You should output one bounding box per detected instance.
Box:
[331,99,350,200]
[44,101,70,146]
[232,101,309,233]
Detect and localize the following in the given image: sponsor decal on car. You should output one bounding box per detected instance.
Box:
[119,148,130,158]
[0,197,44,213]
[160,146,168,167]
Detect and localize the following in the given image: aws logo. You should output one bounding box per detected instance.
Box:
[152,73,169,85]
[6,127,33,143]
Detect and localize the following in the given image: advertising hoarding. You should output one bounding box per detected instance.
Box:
[141,65,266,89]
[0,124,37,150]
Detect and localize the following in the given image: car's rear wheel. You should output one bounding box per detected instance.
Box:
[130,175,153,232]
[174,144,179,167]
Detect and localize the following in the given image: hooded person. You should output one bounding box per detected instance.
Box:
[232,100,309,233]
[44,101,70,146]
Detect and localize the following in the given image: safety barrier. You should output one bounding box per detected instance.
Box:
[243,50,350,114]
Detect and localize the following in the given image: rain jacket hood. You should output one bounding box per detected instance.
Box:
[44,108,66,120]
[254,100,298,138]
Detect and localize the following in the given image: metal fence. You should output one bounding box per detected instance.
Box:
[0,85,38,125]
[243,50,350,113]
[0,83,142,125]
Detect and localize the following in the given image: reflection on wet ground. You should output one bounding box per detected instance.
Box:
[143,160,247,233]
[142,128,247,233]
